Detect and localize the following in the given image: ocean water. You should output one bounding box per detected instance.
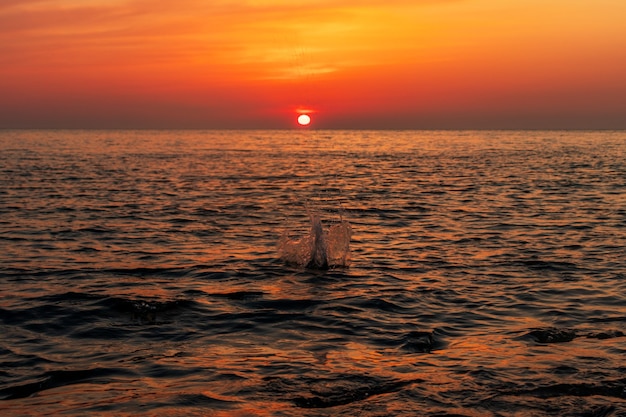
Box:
[1,129,625,416]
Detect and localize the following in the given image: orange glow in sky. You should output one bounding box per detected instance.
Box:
[1,0,625,129]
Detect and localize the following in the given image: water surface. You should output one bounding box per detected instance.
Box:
[1,130,625,416]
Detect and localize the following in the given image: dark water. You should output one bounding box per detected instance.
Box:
[1,130,625,416]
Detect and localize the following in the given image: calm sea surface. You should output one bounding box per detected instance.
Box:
[1,130,625,416]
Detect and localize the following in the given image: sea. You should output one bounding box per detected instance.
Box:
[1,129,625,416]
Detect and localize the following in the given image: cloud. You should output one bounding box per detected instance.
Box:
[0,0,363,75]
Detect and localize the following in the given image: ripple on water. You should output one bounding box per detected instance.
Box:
[1,130,625,416]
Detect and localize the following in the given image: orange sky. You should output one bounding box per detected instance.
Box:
[1,0,625,129]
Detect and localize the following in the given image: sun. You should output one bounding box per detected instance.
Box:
[297,114,311,126]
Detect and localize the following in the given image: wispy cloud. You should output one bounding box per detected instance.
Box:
[0,0,455,72]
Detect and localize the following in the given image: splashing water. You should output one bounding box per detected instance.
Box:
[278,210,352,269]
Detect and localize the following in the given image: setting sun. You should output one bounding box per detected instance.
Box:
[297,114,311,126]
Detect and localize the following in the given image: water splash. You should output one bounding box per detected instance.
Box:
[278,210,352,269]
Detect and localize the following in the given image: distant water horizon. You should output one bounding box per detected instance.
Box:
[1,129,625,416]
[2,127,625,132]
